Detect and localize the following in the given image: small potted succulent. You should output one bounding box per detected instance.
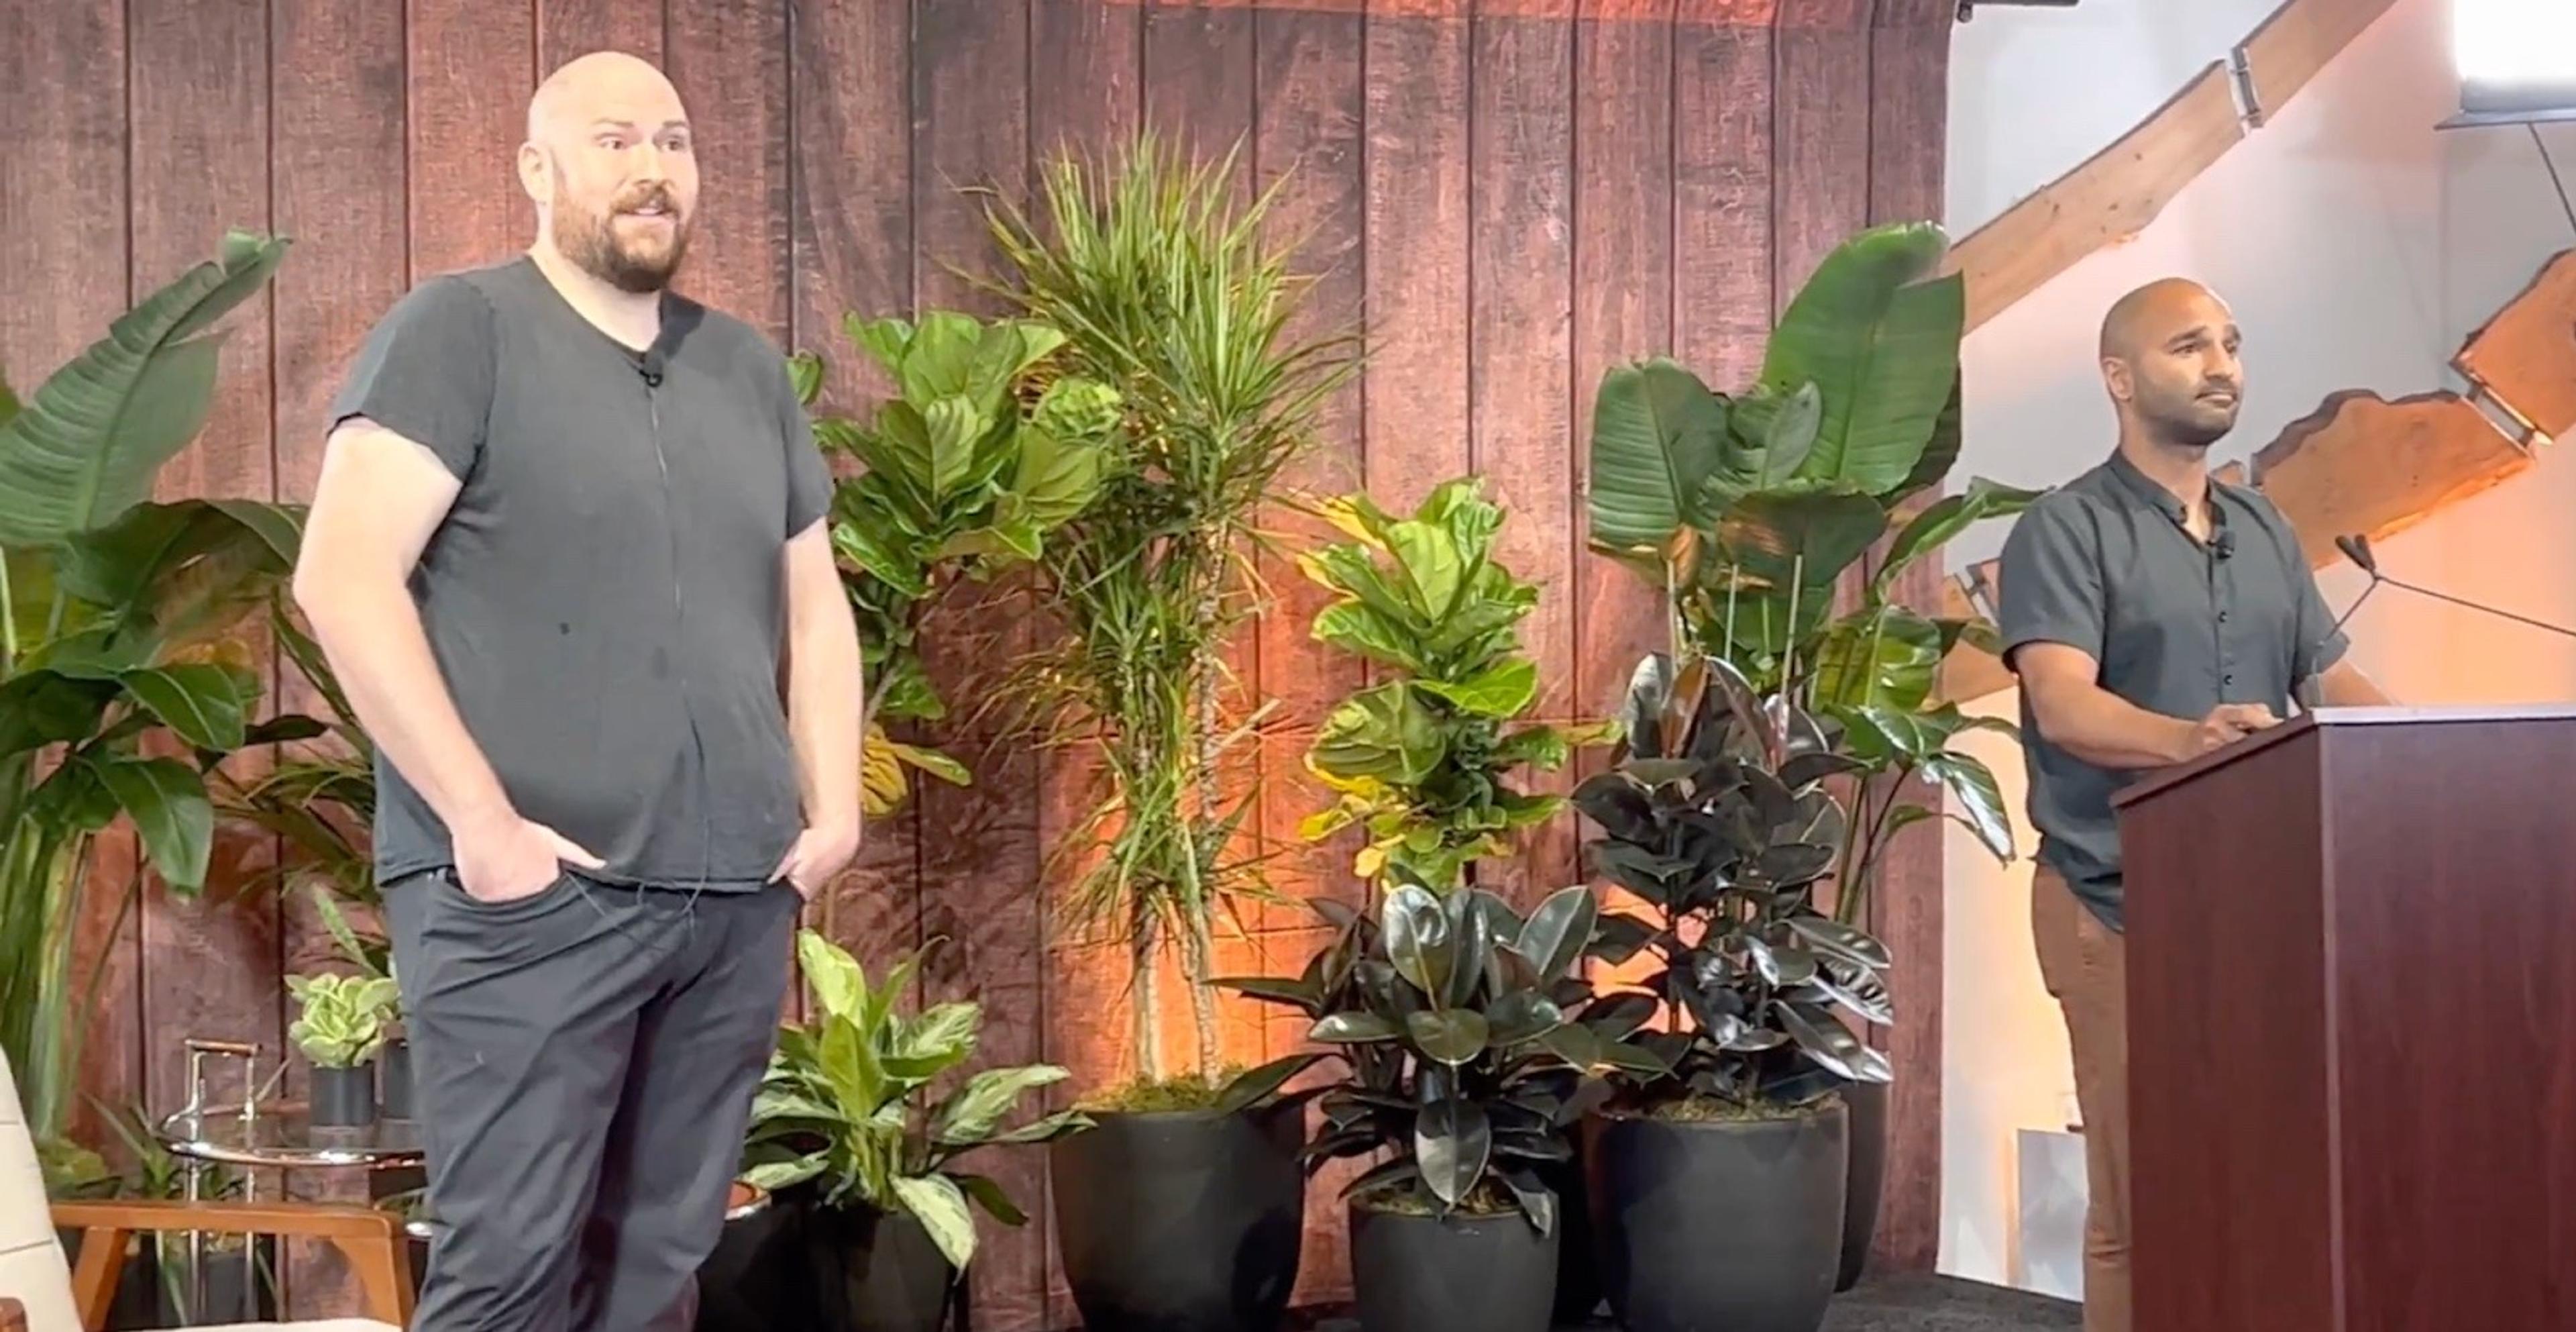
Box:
[1220,882,1660,1332]
[737,931,1092,1332]
[1568,652,1894,1332]
[286,971,398,1128]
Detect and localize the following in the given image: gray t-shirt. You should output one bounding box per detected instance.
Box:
[329,256,833,892]
[1996,450,2347,931]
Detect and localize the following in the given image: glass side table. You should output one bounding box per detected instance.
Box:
[152,1040,425,1316]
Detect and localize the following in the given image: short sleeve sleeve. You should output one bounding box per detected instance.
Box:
[1997,501,2106,670]
[327,278,494,480]
[2286,527,2350,682]
[777,358,832,536]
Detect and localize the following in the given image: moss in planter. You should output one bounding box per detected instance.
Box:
[1626,1091,1846,1125]
[1075,1067,1250,1115]
[1354,1178,1523,1220]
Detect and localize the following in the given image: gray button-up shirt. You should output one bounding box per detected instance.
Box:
[1996,450,2348,931]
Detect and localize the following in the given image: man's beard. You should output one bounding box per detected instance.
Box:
[555,181,691,294]
[2140,392,2238,449]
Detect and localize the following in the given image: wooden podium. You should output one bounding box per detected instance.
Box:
[2114,706,2576,1331]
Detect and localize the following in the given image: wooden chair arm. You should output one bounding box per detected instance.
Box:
[50,1199,413,1329]
[1,1295,26,1332]
[52,1198,400,1242]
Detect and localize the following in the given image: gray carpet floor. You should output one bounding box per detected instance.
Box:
[1297,1274,2082,1331]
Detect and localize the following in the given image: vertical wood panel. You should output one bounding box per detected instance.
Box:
[1865,12,1949,1275]
[272,0,409,1310]
[1470,3,1575,907]
[537,0,667,71]
[2,0,141,1167]
[911,3,1044,1326]
[1033,0,1144,163]
[1672,9,1772,384]
[1771,15,1870,307]
[1572,0,1676,745]
[1364,4,1472,509]
[409,0,536,280]
[129,0,281,1158]
[794,0,922,1001]
[667,0,792,342]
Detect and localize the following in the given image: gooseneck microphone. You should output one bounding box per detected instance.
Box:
[2331,533,2576,642]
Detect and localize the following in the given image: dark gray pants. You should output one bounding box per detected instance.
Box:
[383,870,798,1332]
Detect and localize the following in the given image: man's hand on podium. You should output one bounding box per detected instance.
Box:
[2178,703,2279,760]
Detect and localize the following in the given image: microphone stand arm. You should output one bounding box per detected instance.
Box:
[2375,574,2576,642]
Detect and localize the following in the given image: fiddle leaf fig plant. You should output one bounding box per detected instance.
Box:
[1216,883,1661,1232]
[795,311,1120,816]
[1299,477,1615,892]
[742,930,1092,1272]
[1585,221,2027,926]
[285,972,399,1069]
[1573,652,1893,1112]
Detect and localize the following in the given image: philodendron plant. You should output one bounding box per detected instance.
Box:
[793,311,1119,817]
[285,972,399,1069]
[1585,221,2027,926]
[1217,882,1664,1233]
[1299,478,1612,892]
[742,931,1092,1272]
[1572,652,1893,1113]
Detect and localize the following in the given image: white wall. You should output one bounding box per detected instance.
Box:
[1939,0,2576,1288]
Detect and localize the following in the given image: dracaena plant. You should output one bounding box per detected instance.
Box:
[1216,882,1663,1233]
[1299,478,1611,893]
[285,972,399,1068]
[1586,221,2027,925]
[1572,651,1896,1111]
[0,229,299,1145]
[741,931,1092,1272]
[792,311,1120,818]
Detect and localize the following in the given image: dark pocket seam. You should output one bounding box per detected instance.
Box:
[437,867,583,923]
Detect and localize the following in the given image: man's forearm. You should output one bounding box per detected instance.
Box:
[294,572,515,834]
[786,599,864,833]
[2028,680,2196,770]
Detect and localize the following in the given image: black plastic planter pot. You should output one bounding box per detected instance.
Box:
[1588,1099,1849,1332]
[309,1062,376,1128]
[693,1183,819,1332]
[1837,1079,1887,1292]
[1347,1202,1558,1332]
[379,1038,414,1121]
[1539,1152,1603,1323]
[1050,1103,1305,1332]
[806,1202,956,1332]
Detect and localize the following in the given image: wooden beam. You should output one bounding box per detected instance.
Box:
[2253,391,2533,567]
[2455,248,2576,442]
[1953,64,2245,331]
[2237,0,2403,121]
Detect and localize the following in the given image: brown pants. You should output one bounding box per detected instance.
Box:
[2033,868,2128,1332]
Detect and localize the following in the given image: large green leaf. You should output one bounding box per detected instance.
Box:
[1309,685,1445,787]
[1925,753,2014,862]
[1813,609,1944,712]
[1713,488,1888,594]
[891,1172,978,1271]
[1384,520,1464,623]
[0,232,289,546]
[1876,477,2043,593]
[1764,223,1964,495]
[87,754,213,891]
[1310,602,1424,674]
[0,672,119,759]
[1415,1096,1492,1208]
[1008,423,1104,531]
[119,662,258,752]
[1586,358,1729,556]
[1511,885,1599,984]
[1383,884,1456,1005]
[1777,1001,1891,1082]
[1413,658,1537,719]
[934,1064,1069,1143]
[798,930,871,1023]
[1405,1009,1490,1066]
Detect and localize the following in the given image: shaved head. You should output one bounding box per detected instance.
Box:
[519,52,697,293]
[2098,278,2244,450]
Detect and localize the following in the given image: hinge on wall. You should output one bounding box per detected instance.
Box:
[2228,44,2267,128]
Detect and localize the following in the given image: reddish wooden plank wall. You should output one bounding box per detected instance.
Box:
[0,1,1953,1321]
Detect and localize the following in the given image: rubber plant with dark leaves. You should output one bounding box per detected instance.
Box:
[1571,651,1894,1108]
[742,930,1093,1275]
[789,311,1118,823]
[1585,221,2026,929]
[1216,880,1666,1229]
[1297,477,1611,894]
[0,229,304,1162]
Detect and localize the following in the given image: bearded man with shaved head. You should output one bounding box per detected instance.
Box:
[293,50,863,1331]
[1996,278,2389,1332]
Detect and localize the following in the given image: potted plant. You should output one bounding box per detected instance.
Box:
[1584,220,2028,1285]
[1,229,296,1166]
[285,970,398,1128]
[1218,880,1656,1332]
[790,308,1117,837]
[1568,650,1894,1331]
[981,129,1356,1332]
[737,931,1089,1332]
